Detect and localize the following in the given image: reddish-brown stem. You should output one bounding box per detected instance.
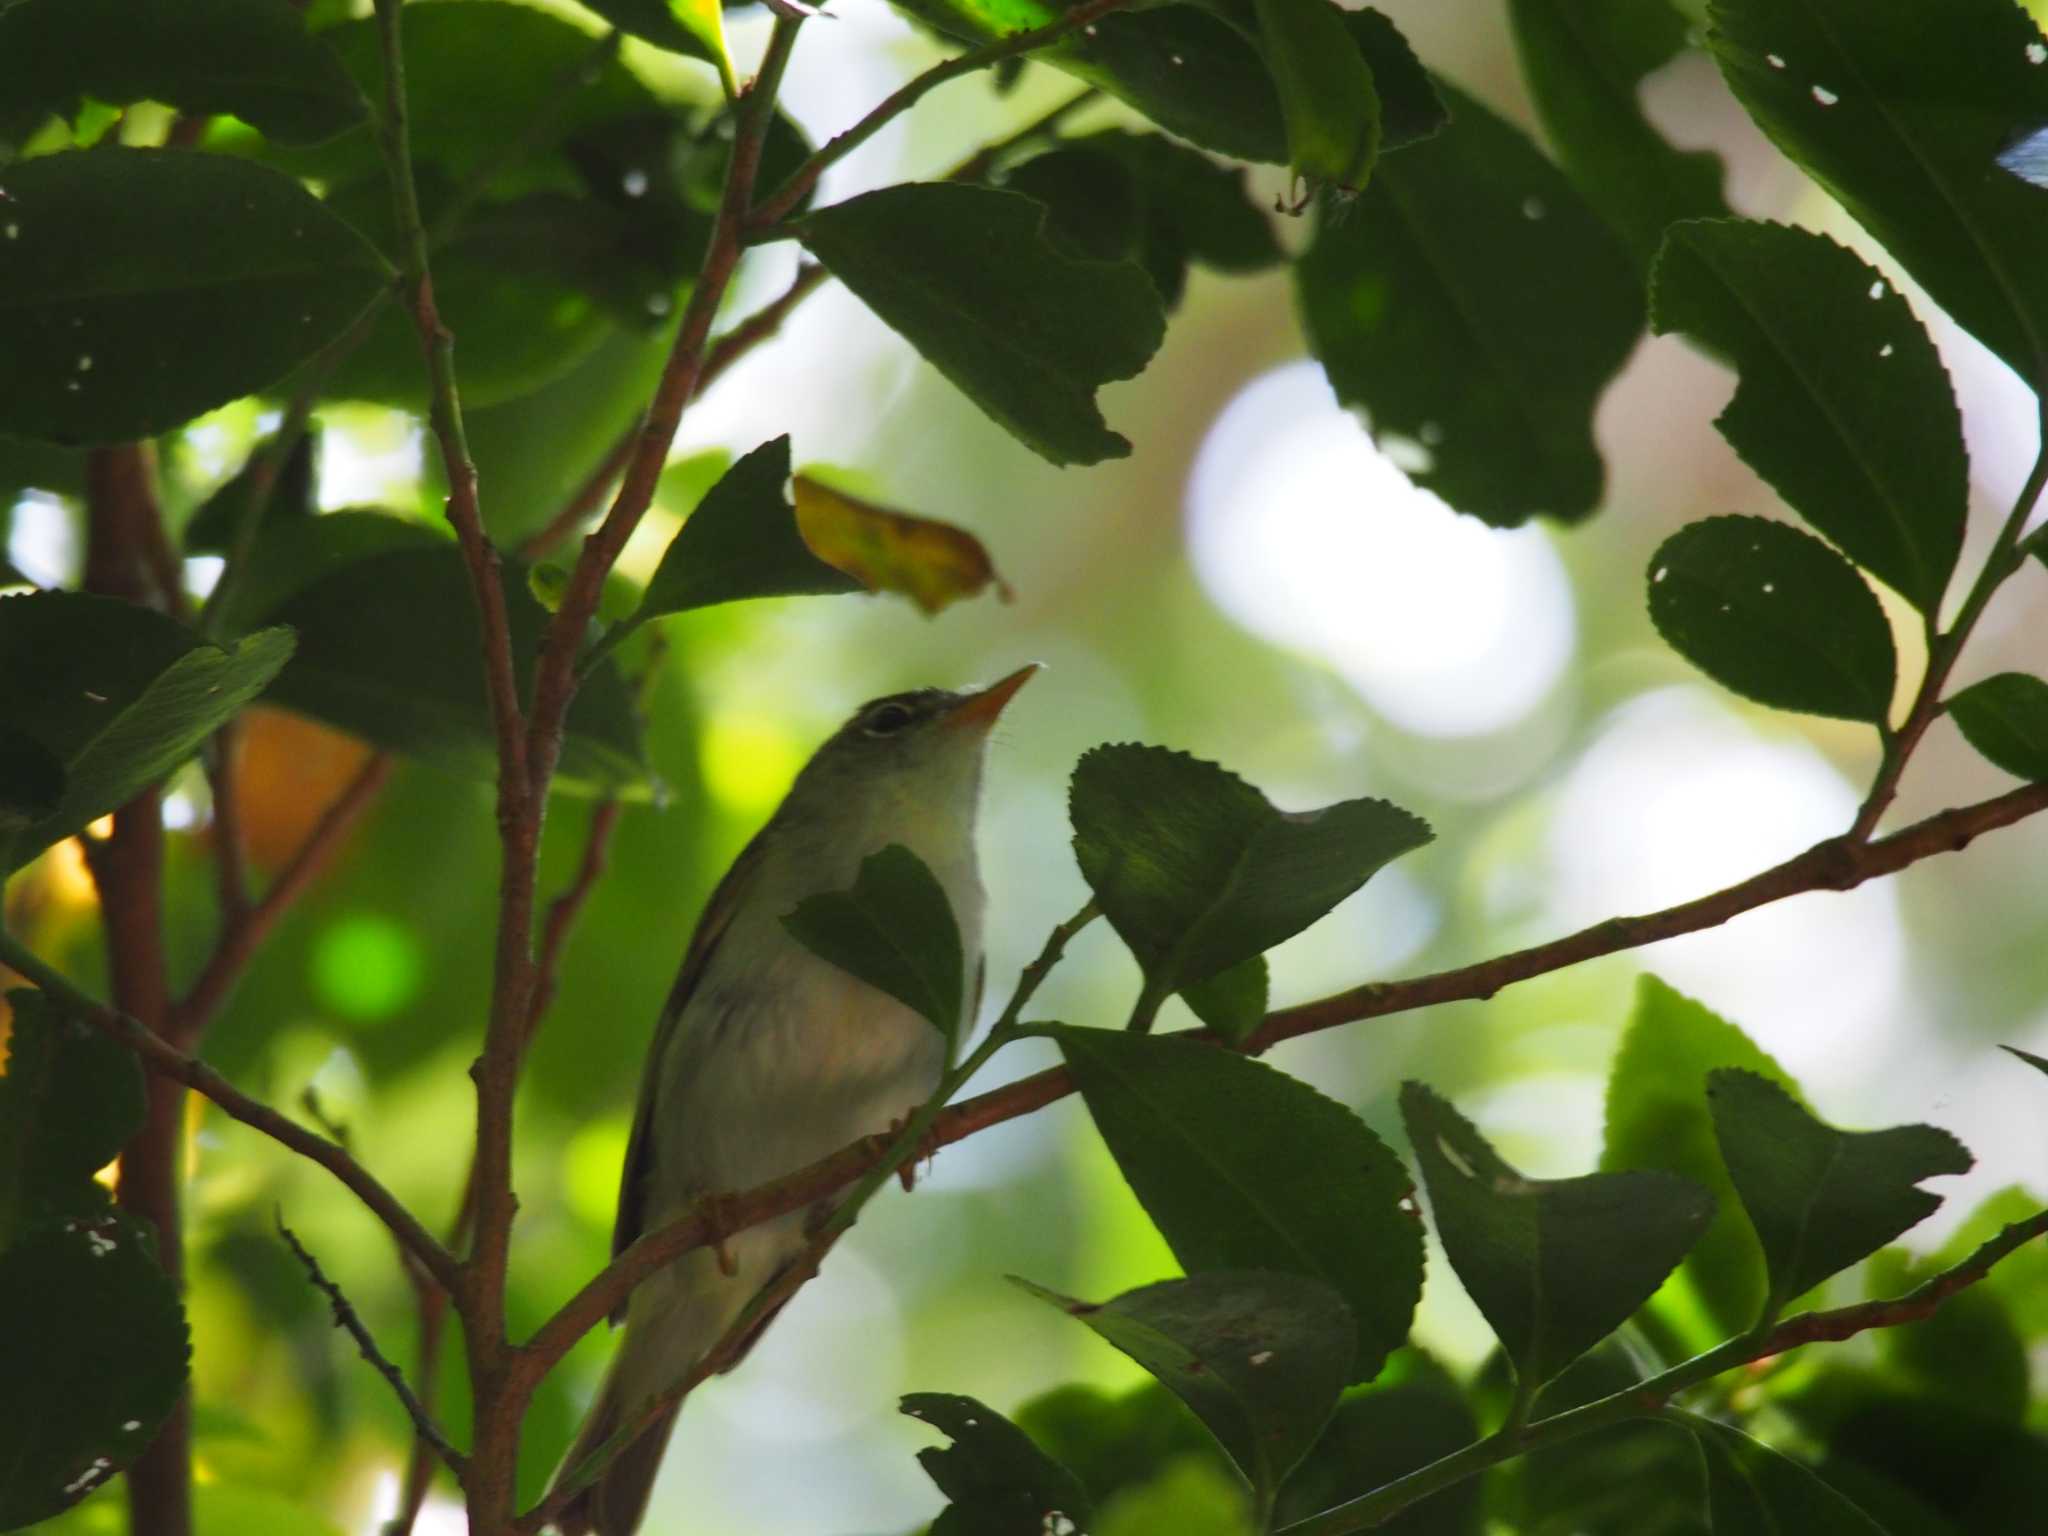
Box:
[174,752,394,1046]
[526,798,623,1038]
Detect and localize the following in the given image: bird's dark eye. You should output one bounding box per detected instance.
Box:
[863,702,915,736]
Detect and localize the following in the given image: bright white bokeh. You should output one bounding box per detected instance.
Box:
[1185,361,1576,739]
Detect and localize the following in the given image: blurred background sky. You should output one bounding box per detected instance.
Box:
[11,2,2048,1532]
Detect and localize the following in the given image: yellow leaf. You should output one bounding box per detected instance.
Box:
[792,476,1011,616]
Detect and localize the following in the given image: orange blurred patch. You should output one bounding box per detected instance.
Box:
[230,708,377,870]
[793,475,1011,616]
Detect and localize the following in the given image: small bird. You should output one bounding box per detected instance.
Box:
[552,666,1037,1536]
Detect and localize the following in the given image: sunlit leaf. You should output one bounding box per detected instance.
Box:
[1013,1271,1352,1517]
[1603,976,1804,1340]
[1648,515,1897,724]
[1402,1082,1713,1390]
[1052,1028,1421,1383]
[1948,674,2048,781]
[796,183,1165,466]
[1689,1414,1890,1533]
[1296,79,1641,526]
[1252,0,1380,192]
[1708,1069,1971,1316]
[0,148,389,444]
[1069,744,1429,1014]
[0,592,295,865]
[1652,220,1966,614]
[578,0,727,77]
[0,991,144,1249]
[1508,0,1728,266]
[793,475,1008,617]
[1708,0,2048,384]
[901,1393,1095,1536]
[0,0,365,148]
[783,845,966,1042]
[1179,956,1266,1045]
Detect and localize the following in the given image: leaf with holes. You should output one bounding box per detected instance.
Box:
[0,148,389,444]
[1708,1069,1971,1317]
[1014,1271,1352,1521]
[1069,743,1429,1019]
[1652,220,1966,614]
[1508,0,1728,267]
[796,183,1165,466]
[1948,673,2048,781]
[1648,516,1896,724]
[1708,0,2048,384]
[783,845,966,1043]
[901,1393,1094,1536]
[1052,1027,1421,1383]
[1296,79,1642,526]
[1402,1082,1714,1392]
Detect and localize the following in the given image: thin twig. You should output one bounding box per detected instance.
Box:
[527,799,624,1039]
[174,753,394,1047]
[516,424,640,562]
[751,2,1133,226]
[276,1212,467,1474]
[202,724,251,928]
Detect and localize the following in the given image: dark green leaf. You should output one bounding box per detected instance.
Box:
[782,844,966,1041]
[902,1393,1095,1536]
[1180,955,1267,1045]
[1651,220,1966,614]
[259,547,646,796]
[210,510,447,637]
[0,0,365,148]
[1708,0,2048,384]
[1296,79,1642,526]
[797,183,1165,466]
[1273,1352,1481,1534]
[1013,1271,1352,1515]
[1865,1247,2029,1426]
[1253,0,1380,191]
[1401,1082,1713,1389]
[1707,1069,1970,1315]
[2002,1043,2048,1079]
[577,0,721,68]
[1508,0,1728,266]
[1338,8,1447,152]
[1948,674,2048,781]
[1603,975,1803,1340]
[183,433,319,554]
[1648,515,1897,724]
[1689,1414,1889,1534]
[0,1214,189,1527]
[0,990,145,1249]
[1053,1028,1422,1382]
[602,437,859,658]
[1013,1383,1219,1509]
[0,727,63,842]
[0,148,389,444]
[1069,744,1430,1011]
[0,592,295,864]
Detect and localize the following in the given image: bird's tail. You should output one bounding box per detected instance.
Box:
[548,1345,683,1536]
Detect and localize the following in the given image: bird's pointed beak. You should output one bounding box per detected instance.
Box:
[944,664,1040,731]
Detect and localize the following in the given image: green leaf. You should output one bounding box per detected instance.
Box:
[782,844,966,1042]
[183,433,319,554]
[259,547,646,796]
[2002,1043,2048,1080]
[1651,220,1967,614]
[1068,744,1429,1014]
[1948,674,2048,781]
[0,727,63,843]
[1401,1082,1713,1391]
[0,592,295,865]
[1272,1351,1482,1533]
[1337,8,1447,152]
[209,510,447,637]
[577,0,725,73]
[1689,1415,1890,1534]
[1507,0,1728,267]
[1052,1028,1422,1383]
[1648,515,1897,724]
[1296,78,1642,526]
[1253,0,1380,192]
[1602,975,1803,1340]
[0,1215,190,1528]
[0,0,365,148]
[0,148,389,444]
[1013,1271,1352,1518]
[1707,0,2048,384]
[797,183,1165,466]
[1707,1069,1971,1316]
[1180,956,1267,1045]
[1865,1247,2030,1426]
[902,1393,1095,1536]
[0,991,145,1250]
[1012,1382,1219,1509]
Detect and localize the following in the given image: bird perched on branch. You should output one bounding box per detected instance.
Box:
[551,666,1037,1536]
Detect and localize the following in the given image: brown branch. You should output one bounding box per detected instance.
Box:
[520,778,2048,1368]
[526,799,624,1040]
[276,1213,467,1474]
[173,752,394,1046]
